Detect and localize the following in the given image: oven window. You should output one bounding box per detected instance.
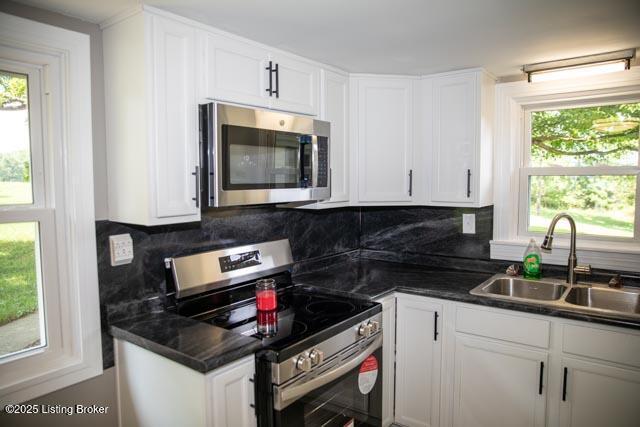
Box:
[275,348,383,427]
[222,125,311,190]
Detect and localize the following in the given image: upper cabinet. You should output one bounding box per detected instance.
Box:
[352,76,418,204]
[422,69,494,207]
[103,10,200,225]
[200,31,320,116]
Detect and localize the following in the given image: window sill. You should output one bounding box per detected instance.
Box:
[490,239,640,273]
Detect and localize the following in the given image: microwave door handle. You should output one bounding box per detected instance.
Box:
[274,335,382,411]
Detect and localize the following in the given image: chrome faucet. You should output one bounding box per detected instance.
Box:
[540,212,591,285]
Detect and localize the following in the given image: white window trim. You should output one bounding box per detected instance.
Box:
[492,67,640,272]
[0,12,102,404]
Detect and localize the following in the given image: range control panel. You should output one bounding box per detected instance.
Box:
[218,250,262,273]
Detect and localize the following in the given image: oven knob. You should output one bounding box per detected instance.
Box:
[358,323,372,337]
[296,355,312,372]
[309,349,324,365]
[368,320,380,333]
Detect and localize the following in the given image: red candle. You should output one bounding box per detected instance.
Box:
[256,278,277,311]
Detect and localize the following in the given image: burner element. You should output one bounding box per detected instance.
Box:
[305,301,356,317]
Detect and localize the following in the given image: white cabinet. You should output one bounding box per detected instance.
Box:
[376,295,396,427]
[268,53,320,115]
[395,295,442,427]
[352,76,416,203]
[200,31,270,108]
[115,339,256,427]
[559,357,640,427]
[208,356,257,427]
[422,69,494,207]
[103,11,200,225]
[200,31,319,116]
[320,69,350,204]
[452,335,548,427]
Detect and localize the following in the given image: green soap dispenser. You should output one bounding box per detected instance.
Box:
[523,238,542,279]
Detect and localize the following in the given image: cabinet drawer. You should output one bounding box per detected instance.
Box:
[562,324,640,368]
[456,306,550,348]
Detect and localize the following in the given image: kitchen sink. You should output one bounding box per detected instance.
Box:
[470,274,640,321]
[565,286,640,315]
[480,277,567,301]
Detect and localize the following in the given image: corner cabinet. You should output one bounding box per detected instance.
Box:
[103,10,200,225]
[115,339,256,427]
[422,69,494,207]
[199,30,320,116]
[351,76,418,204]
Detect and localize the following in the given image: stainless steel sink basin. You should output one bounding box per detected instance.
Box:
[470,274,640,321]
[481,277,567,301]
[565,287,640,315]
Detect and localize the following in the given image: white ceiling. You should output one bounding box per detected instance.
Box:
[17,0,640,77]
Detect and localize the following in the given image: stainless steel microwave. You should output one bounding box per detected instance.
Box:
[199,103,331,207]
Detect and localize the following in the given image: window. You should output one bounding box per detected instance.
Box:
[491,68,640,271]
[0,12,101,405]
[520,101,639,240]
[0,67,48,360]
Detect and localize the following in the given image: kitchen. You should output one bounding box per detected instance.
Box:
[0,1,639,426]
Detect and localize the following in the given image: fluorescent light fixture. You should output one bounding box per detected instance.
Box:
[524,49,635,83]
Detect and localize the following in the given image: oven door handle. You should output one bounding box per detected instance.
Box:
[274,335,382,411]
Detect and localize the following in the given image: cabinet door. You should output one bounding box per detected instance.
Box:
[559,357,640,427]
[376,295,396,427]
[430,73,476,203]
[207,356,257,427]
[395,296,442,427]
[201,31,270,108]
[151,15,200,219]
[356,78,414,202]
[320,70,349,203]
[269,53,320,115]
[452,335,547,427]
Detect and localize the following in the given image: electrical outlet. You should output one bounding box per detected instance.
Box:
[462,214,476,234]
[109,233,134,266]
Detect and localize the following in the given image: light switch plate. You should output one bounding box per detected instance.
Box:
[109,233,134,266]
[462,214,476,234]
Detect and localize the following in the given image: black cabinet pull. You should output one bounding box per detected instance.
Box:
[538,361,544,395]
[265,61,274,96]
[562,367,568,401]
[273,63,279,98]
[408,170,413,196]
[433,312,439,341]
[466,169,471,198]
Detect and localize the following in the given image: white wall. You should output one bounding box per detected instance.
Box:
[0,367,117,426]
[0,0,109,220]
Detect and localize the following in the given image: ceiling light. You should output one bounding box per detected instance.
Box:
[524,49,635,83]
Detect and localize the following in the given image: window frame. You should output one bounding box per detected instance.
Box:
[0,12,102,405]
[518,98,640,244]
[491,67,640,272]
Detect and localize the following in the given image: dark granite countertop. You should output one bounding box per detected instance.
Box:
[109,253,640,374]
[293,256,640,330]
[110,311,262,373]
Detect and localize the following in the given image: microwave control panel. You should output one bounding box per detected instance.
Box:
[317,136,328,188]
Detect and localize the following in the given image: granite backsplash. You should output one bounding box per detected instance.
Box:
[96,205,492,367]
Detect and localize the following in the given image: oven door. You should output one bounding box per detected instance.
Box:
[272,335,383,427]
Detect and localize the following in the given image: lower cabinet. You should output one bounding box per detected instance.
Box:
[395,295,442,427]
[452,336,547,427]
[115,339,256,427]
[391,294,640,427]
[559,357,640,427]
[377,295,397,427]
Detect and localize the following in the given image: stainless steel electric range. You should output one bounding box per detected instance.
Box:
[164,239,383,427]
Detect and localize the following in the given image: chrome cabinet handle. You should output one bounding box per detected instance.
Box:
[192,165,200,208]
[538,361,544,395]
[466,169,471,198]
